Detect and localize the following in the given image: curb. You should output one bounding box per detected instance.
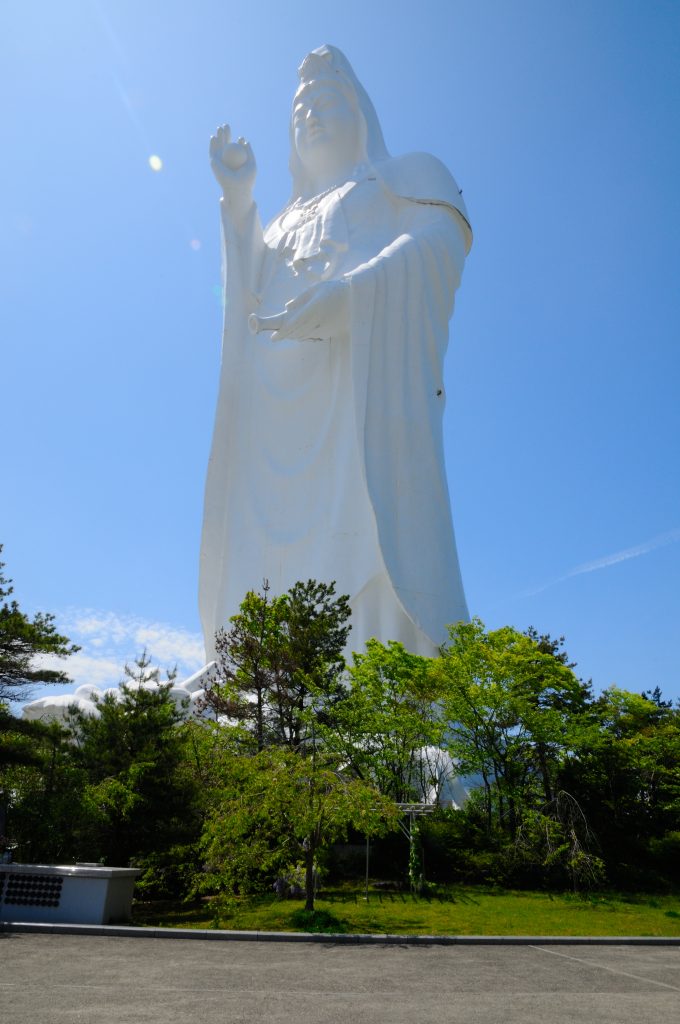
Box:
[2,921,680,945]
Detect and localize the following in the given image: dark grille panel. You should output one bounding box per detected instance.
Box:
[3,873,64,908]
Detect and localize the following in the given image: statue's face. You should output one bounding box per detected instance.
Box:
[293,81,361,176]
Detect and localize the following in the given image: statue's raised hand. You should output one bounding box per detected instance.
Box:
[209,124,256,209]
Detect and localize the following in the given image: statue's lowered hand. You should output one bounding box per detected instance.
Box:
[267,280,350,343]
[209,124,256,199]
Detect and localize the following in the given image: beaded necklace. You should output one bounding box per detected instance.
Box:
[288,184,342,225]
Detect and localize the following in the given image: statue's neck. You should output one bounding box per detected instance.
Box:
[303,159,365,200]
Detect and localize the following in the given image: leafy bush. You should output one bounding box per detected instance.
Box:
[648,832,680,884]
[289,907,347,933]
[133,843,203,900]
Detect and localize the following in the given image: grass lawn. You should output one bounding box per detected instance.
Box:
[132,886,680,936]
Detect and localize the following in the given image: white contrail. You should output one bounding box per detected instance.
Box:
[520,526,680,598]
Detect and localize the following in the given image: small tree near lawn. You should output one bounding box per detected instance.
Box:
[200,741,399,911]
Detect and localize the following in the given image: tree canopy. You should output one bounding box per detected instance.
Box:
[0,545,79,704]
[204,578,351,751]
[2,573,679,901]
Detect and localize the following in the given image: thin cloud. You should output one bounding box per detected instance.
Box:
[37,608,205,691]
[37,652,127,691]
[520,526,680,598]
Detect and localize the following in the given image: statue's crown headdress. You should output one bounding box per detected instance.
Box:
[297,48,354,95]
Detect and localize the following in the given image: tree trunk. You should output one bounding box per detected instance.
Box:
[256,684,264,751]
[304,845,315,912]
[508,794,518,839]
[537,743,554,803]
[481,772,492,836]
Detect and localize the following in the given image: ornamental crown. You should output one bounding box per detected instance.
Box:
[297,48,355,98]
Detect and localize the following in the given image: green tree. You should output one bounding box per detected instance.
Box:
[558,686,680,886]
[207,581,285,749]
[431,618,607,894]
[200,740,398,911]
[205,579,351,751]
[0,711,50,773]
[200,580,391,910]
[520,628,592,803]
[0,545,79,705]
[436,619,583,839]
[330,639,442,802]
[431,623,680,889]
[2,722,89,863]
[0,545,81,840]
[67,653,200,871]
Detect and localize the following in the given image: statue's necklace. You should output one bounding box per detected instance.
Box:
[290,185,340,225]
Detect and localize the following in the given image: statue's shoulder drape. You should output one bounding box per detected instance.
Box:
[346,152,472,645]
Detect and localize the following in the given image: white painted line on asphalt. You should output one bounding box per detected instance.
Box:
[531,945,680,993]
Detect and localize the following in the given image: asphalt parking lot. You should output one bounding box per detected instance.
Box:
[1,933,679,1024]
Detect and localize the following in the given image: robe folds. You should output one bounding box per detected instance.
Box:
[199,151,472,659]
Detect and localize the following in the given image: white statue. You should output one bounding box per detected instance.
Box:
[200,44,472,660]
[22,669,213,725]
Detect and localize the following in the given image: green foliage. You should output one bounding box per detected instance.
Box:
[205,579,351,751]
[198,611,680,897]
[206,581,285,749]
[408,819,424,892]
[511,796,605,891]
[421,620,679,890]
[557,685,680,887]
[435,619,594,839]
[0,708,52,773]
[198,581,404,910]
[63,654,202,872]
[0,546,82,856]
[281,578,351,693]
[3,570,679,902]
[2,722,90,862]
[0,545,79,704]
[9,655,201,880]
[198,741,399,910]
[5,657,203,878]
[289,907,348,933]
[133,843,204,900]
[648,832,680,882]
[330,639,440,801]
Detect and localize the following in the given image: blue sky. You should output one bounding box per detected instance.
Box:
[2,1,679,701]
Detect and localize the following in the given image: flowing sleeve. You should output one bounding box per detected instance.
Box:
[199,199,264,658]
[345,199,470,644]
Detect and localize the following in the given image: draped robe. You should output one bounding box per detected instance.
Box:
[199,152,472,659]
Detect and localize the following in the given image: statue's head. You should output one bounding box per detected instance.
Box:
[289,45,389,199]
[292,54,366,180]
